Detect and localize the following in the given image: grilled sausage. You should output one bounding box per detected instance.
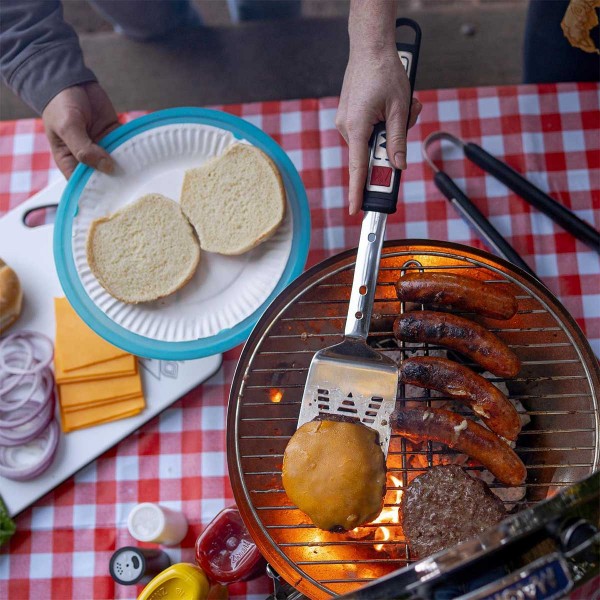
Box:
[395,407,526,486]
[399,356,522,440]
[396,272,518,320]
[394,311,521,378]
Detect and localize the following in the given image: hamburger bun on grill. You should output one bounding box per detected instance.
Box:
[282,420,386,531]
[180,143,285,255]
[86,193,200,304]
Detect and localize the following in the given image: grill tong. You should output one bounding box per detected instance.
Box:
[422,131,600,280]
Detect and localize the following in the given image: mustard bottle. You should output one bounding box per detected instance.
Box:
[137,563,210,600]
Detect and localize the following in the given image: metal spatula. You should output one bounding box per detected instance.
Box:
[297,19,421,457]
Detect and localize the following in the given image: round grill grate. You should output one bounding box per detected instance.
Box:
[227,241,599,599]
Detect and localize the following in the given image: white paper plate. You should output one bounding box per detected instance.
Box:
[55,108,310,359]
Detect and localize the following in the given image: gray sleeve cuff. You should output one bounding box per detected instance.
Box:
[8,40,97,114]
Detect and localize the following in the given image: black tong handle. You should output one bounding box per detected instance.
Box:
[361,18,421,214]
[434,171,539,279]
[464,143,600,253]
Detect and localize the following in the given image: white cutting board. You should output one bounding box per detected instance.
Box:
[0,180,223,517]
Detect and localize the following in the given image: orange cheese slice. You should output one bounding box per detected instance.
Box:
[54,297,129,371]
[58,371,143,409]
[60,395,145,433]
[55,353,137,384]
[61,392,142,413]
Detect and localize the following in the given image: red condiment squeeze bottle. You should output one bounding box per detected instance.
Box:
[195,506,265,584]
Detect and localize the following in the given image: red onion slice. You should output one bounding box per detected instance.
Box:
[0,399,54,446]
[26,331,54,372]
[0,368,26,397]
[0,371,41,412]
[0,419,60,481]
[0,368,54,429]
[0,331,54,375]
[0,339,34,376]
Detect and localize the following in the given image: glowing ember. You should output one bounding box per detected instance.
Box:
[269,389,283,403]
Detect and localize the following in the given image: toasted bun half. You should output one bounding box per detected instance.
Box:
[86,194,200,304]
[180,143,286,255]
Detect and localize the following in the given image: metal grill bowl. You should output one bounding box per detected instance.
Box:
[227,240,600,599]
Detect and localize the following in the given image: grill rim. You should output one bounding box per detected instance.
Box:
[227,239,600,599]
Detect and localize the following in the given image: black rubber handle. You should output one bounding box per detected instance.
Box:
[464,142,600,253]
[361,19,421,214]
[434,171,539,279]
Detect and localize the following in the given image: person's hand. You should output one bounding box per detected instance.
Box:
[42,82,120,179]
[336,48,422,215]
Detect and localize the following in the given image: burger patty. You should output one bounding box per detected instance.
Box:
[402,465,506,558]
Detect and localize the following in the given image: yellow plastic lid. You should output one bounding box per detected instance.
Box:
[137,563,209,600]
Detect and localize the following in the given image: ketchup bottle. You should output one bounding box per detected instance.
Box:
[195,506,266,584]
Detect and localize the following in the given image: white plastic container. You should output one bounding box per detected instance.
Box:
[127,503,188,546]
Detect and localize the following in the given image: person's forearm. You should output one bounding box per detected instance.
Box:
[0,0,96,113]
[348,0,398,55]
[338,0,421,215]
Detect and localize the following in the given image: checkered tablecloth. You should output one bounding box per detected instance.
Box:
[1,83,599,599]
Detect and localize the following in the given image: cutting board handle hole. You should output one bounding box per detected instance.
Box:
[23,204,58,227]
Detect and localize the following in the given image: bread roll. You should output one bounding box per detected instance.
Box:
[282,420,386,531]
[180,143,286,255]
[86,194,200,304]
[0,258,23,334]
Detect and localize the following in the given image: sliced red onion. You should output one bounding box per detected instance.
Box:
[26,331,54,371]
[0,368,26,397]
[0,399,54,446]
[0,331,60,481]
[0,419,60,481]
[0,371,42,412]
[0,331,54,375]
[0,368,54,429]
[0,339,34,376]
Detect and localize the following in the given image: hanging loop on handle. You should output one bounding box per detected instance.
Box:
[361,18,421,215]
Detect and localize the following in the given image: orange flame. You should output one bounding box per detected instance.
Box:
[269,389,283,403]
[373,475,403,552]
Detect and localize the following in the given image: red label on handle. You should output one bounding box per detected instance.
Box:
[370,165,393,187]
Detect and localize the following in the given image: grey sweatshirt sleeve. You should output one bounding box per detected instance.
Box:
[0,0,97,114]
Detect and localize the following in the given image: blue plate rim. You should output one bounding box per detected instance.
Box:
[53,107,310,360]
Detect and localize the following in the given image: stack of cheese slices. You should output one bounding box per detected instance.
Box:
[54,298,144,432]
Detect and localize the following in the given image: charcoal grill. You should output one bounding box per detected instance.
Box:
[227,240,600,599]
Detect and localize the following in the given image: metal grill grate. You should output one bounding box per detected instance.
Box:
[228,242,600,600]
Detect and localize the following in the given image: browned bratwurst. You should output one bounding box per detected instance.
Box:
[394,311,521,378]
[399,356,521,440]
[396,272,518,320]
[395,407,526,486]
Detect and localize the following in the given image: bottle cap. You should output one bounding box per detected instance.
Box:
[128,503,165,543]
[137,563,210,600]
[127,502,188,545]
[109,546,171,586]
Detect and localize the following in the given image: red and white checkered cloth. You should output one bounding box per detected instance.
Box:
[1,83,598,599]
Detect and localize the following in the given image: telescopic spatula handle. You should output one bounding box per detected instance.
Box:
[361,18,421,214]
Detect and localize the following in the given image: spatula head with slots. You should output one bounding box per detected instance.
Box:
[297,337,398,457]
